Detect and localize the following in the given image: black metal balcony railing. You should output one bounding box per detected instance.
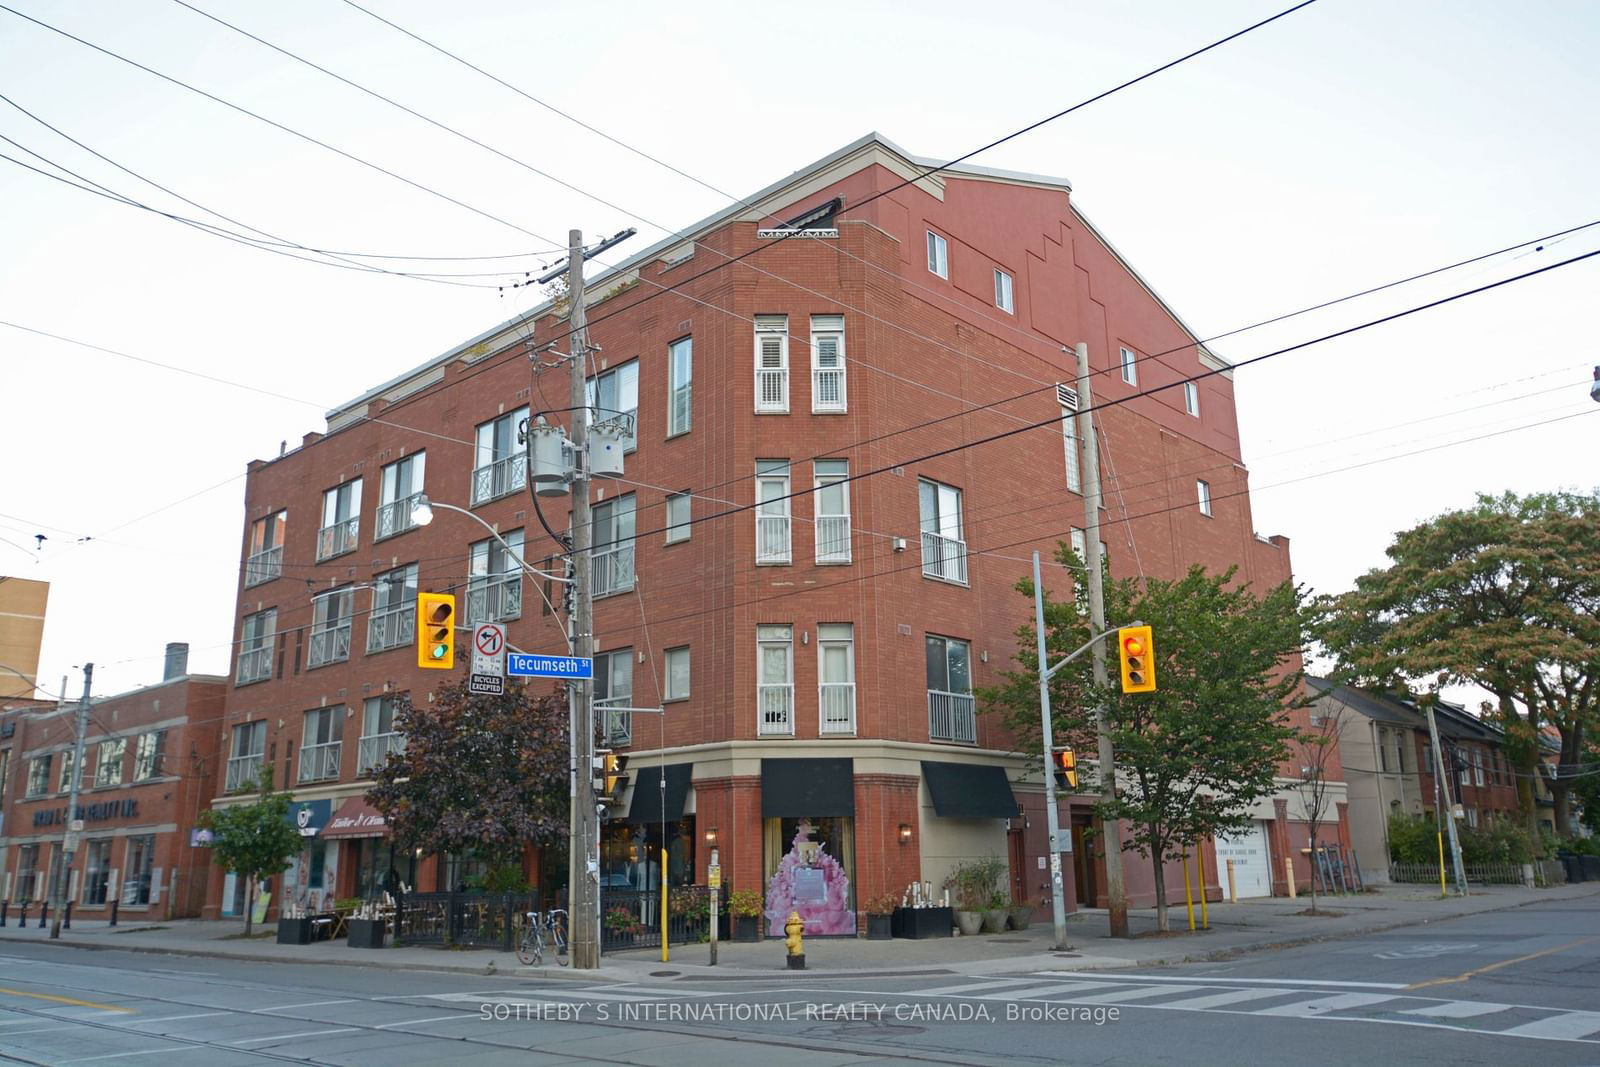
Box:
[599,886,728,952]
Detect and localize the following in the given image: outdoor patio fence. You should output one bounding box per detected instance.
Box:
[393,890,540,950]
[599,885,727,953]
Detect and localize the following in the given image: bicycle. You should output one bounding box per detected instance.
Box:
[516,908,568,966]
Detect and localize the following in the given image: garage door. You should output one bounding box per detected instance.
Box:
[1214,821,1273,898]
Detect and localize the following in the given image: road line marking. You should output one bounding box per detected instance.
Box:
[0,987,134,1013]
[127,1011,231,1024]
[0,1025,74,1035]
[1496,1012,1600,1040]
[1255,992,1401,1016]
[255,998,356,1013]
[231,1027,360,1045]
[1162,987,1305,1010]
[1053,984,1208,1005]
[376,1015,470,1029]
[1399,1001,1513,1019]
[59,1048,209,1063]
[1409,936,1600,989]
[969,982,1126,1001]
[912,979,1049,997]
[1034,972,1409,989]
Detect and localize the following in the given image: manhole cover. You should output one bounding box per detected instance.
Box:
[1053,952,1081,958]
[650,970,680,977]
[987,938,1030,944]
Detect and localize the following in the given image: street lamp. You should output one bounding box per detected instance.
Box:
[409,494,571,587]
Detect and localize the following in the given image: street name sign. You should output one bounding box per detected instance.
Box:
[507,653,593,679]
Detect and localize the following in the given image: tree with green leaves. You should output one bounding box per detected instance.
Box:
[1316,491,1599,837]
[982,547,1308,931]
[198,767,305,935]
[367,681,569,881]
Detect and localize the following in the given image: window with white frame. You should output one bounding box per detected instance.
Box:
[595,649,634,745]
[668,337,692,436]
[94,738,126,788]
[813,459,851,563]
[1197,480,1212,517]
[472,407,529,505]
[810,315,846,413]
[919,478,967,584]
[317,478,362,561]
[26,754,51,797]
[16,843,39,902]
[134,730,166,780]
[58,747,76,792]
[1473,749,1485,787]
[592,496,636,597]
[121,834,155,905]
[587,361,638,451]
[1059,383,1082,494]
[299,705,343,783]
[376,452,426,541]
[1183,380,1200,417]
[83,838,113,906]
[467,530,524,623]
[756,461,791,564]
[927,231,948,278]
[225,720,266,792]
[818,623,855,735]
[664,646,690,702]
[665,492,691,544]
[0,749,9,801]
[308,586,354,668]
[245,510,286,586]
[994,269,1014,313]
[754,316,789,413]
[926,635,975,744]
[359,695,405,776]
[237,607,276,685]
[757,625,794,736]
[1120,346,1138,385]
[367,563,418,652]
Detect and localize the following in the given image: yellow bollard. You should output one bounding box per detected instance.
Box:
[1436,831,1447,899]
[1285,857,1297,899]
[1197,845,1209,930]
[1226,858,1237,903]
[1182,851,1195,931]
[660,849,669,963]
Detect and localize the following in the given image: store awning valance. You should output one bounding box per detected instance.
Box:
[626,763,692,825]
[922,760,1020,818]
[761,758,854,818]
[320,796,389,839]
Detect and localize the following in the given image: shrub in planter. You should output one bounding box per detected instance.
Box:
[864,892,898,940]
[1008,899,1037,930]
[728,889,763,943]
[945,856,1007,935]
[982,891,1010,934]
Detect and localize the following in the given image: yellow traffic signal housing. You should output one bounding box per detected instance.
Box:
[416,592,456,669]
[1117,625,1157,693]
[1056,748,1078,789]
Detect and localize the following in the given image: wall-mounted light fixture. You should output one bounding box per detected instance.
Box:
[705,826,718,846]
[898,823,913,845]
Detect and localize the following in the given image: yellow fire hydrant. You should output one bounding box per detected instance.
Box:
[784,910,806,970]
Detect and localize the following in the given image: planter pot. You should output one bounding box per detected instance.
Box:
[865,914,893,941]
[347,917,387,949]
[955,910,984,936]
[733,915,761,943]
[276,917,312,945]
[1008,906,1034,931]
[982,909,1009,934]
[891,906,952,939]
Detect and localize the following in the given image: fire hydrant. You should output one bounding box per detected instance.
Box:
[784,910,806,970]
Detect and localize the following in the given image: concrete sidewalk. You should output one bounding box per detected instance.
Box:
[2,882,1594,984]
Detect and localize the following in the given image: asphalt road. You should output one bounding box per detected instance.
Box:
[1,896,1596,1065]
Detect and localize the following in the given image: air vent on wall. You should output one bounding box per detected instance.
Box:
[1056,383,1079,410]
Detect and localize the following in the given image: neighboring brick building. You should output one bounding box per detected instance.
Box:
[208,133,1325,924]
[0,576,49,699]
[0,646,223,919]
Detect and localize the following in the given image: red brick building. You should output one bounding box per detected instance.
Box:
[0,647,223,919]
[207,134,1323,924]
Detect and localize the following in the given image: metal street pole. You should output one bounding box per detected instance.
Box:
[1424,703,1469,896]
[49,663,92,938]
[1074,341,1129,938]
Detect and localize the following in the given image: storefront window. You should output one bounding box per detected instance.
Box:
[600,818,696,890]
[83,839,113,905]
[122,834,155,905]
[762,816,854,936]
[353,839,416,899]
[443,852,490,892]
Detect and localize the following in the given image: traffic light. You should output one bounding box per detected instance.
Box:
[594,751,628,803]
[416,592,455,669]
[1117,625,1156,693]
[1054,748,1078,790]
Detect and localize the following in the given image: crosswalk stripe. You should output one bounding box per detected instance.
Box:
[970,982,1126,1001]
[912,980,1049,997]
[1161,987,1305,1010]
[1399,1001,1513,1019]
[1052,984,1207,1005]
[1255,992,1399,1017]
[1495,1011,1600,1040]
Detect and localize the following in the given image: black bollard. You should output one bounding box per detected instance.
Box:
[63,901,72,929]
[1,899,8,926]
[38,902,48,928]
[110,899,119,927]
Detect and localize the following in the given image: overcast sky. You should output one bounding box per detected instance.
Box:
[2,0,1596,702]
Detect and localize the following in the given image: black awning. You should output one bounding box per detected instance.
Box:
[626,762,692,825]
[761,758,854,818]
[922,760,1020,818]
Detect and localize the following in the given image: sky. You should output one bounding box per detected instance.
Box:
[2,0,1597,702]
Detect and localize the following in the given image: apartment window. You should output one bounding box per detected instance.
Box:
[26,753,51,797]
[83,839,113,906]
[818,623,855,735]
[1466,807,1480,828]
[994,269,1014,313]
[299,706,343,783]
[376,452,426,541]
[367,563,419,652]
[810,315,847,413]
[587,361,639,451]
[664,492,691,544]
[226,720,266,792]
[58,747,76,792]
[756,461,791,564]
[1120,346,1138,385]
[316,478,362,561]
[121,834,155,905]
[757,625,794,736]
[236,608,276,685]
[94,738,126,788]
[1377,728,1391,773]
[245,510,286,586]
[467,531,524,624]
[1059,385,1082,494]
[927,231,948,278]
[755,315,789,413]
[813,460,851,564]
[664,646,690,702]
[595,649,634,746]
[1184,380,1200,417]
[1197,480,1212,517]
[359,695,405,776]
[926,635,975,744]
[17,843,39,901]
[668,337,692,436]
[0,748,8,801]
[592,496,636,597]
[134,730,166,780]
[919,478,967,584]
[472,406,529,506]
[1473,749,1485,787]
[308,586,354,669]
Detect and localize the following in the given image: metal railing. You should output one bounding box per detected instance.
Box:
[357,732,405,776]
[375,492,424,541]
[928,690,976,744]
[598,696,633,746]
[471,454,526,506]
[394,891,539,949]
[366,603,415,653]
[244,545,282,586]
[758,683,794,735]
[812,366,846,412]
[756,367,787,411]
[600,886,727,952]
[815,515,850,563]
[236,643,273,685]
[316,517,359,561]
[466,577,522,623]
[592,544,635,597]
[819,682,855,734]
[308,623,352,668]
[224,753,263,793]
[757,514,791,563]
[1389,860,1526,885]
[298,741,342,783]
[921,531,968,584]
